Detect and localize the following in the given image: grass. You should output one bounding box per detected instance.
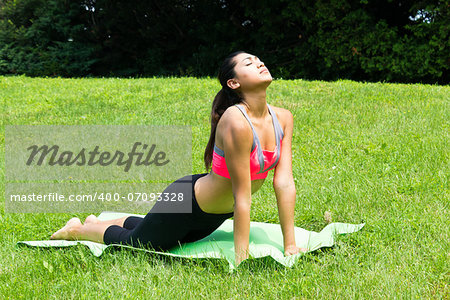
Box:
[1,75,448,299]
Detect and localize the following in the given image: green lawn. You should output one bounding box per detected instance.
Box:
[1,75,448,298]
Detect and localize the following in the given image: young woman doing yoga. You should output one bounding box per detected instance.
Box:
[51,51,306,265]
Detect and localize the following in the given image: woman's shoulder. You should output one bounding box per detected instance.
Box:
[269,105,293,127]
[217,106,253,136]
[215,106,253,150]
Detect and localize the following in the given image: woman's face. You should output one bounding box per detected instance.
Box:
[228,52,272,92]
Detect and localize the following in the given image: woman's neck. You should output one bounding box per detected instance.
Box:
[241,90,268,118]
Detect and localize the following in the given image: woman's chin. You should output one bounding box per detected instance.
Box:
[262,73,273,82]
[262,75,273,84]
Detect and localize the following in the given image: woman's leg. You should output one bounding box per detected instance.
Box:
[102,174,209,249]
[50,173,208,248]
[103,212,192,250]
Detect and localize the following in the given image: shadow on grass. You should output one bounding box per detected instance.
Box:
[16,239,345,275]
[100,246,296,274]
[103,245,233,272]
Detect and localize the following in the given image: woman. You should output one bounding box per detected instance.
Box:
[51,51,305,266]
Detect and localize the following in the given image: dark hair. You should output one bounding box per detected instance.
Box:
[203,50,246,171]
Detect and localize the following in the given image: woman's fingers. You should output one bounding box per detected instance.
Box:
[284,246,308,256]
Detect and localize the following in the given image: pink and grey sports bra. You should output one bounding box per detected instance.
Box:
[212,103,284,180]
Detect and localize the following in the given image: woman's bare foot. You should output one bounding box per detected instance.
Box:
[84,214,99,225]
[50,217,82,240]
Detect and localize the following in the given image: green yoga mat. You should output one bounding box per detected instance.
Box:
[17,211,364,271]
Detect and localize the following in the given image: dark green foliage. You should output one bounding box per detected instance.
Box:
[0,0,448,83]
[0,0,98,76]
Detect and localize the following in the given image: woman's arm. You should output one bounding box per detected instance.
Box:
[272,108,300,255]
[218,107,254,266]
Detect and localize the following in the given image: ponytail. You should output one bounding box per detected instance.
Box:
[204,51,246,171]
[204,86,242,170]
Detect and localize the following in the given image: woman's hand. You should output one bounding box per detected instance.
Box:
[284,245,307,256]
[235,250,249,267]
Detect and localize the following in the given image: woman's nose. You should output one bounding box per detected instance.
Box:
[257,62,265,68]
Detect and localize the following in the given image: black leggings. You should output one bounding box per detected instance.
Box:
[103,173,234,251]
